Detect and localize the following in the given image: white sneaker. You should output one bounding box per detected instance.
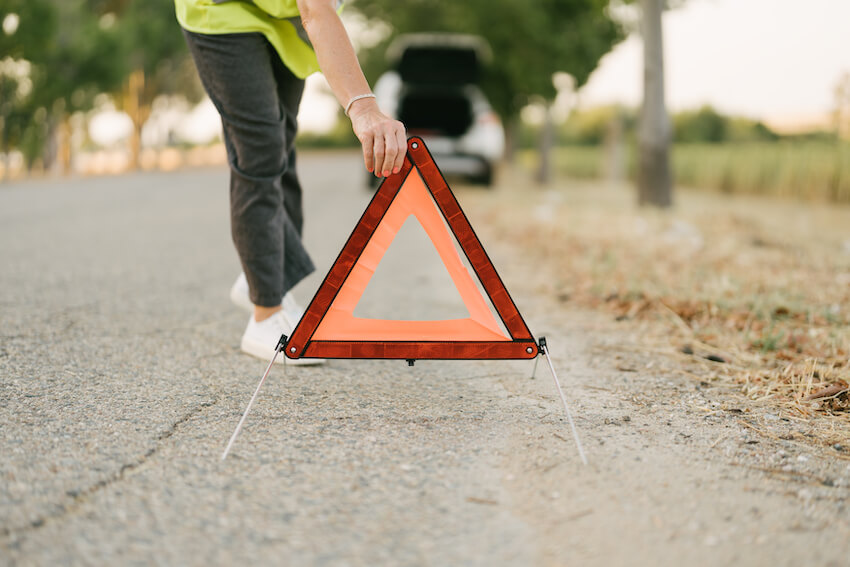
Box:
[240,310,324,366]
[230,273,306,324]
[229,272,254,312]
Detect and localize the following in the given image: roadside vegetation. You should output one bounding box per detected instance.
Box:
[502,105,850,441]
[521,104,850,203]
[472,167,849,452]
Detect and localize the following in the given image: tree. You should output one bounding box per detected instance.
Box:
[0,0,126,174]
[109,0,203,168]
[636,0,671,207]
[1,0,200,176]
[1,1,54,176]
[351,0,622,179]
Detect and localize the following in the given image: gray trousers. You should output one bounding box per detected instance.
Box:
[183,29,315,307]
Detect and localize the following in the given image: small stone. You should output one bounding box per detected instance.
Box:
[797,455,809,463]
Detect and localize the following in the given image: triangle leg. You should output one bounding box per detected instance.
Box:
[540,338,588,465]
[221,334,287,460]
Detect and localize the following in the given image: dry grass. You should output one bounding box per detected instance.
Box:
[471,171,850,429]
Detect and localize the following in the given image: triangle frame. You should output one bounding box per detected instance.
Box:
[284,136,539,361]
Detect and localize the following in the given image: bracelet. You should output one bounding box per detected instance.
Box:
[344,93,377,117]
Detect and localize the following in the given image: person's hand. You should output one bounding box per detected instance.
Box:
[348,99,406,178]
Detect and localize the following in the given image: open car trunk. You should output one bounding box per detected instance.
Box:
[397,46,481,85]
[398,88,474,138]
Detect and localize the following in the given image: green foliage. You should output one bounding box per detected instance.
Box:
[40,1,126,112]
[558,105,637,145]
[112,0,201,102]
[522,144,610,178]
[0,1,55,61]
[1,0,125,166]
[726,116,778,143]
[673,106,778,143]
[673,105,726,143]
[1,0,198,168]
[550,104,778,149]
[351,0,623,120]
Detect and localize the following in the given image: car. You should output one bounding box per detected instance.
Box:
[371,33,505,187]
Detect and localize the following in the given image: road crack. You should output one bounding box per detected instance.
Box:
[1,398,218,541]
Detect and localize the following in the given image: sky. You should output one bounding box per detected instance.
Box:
[577,0,850,130]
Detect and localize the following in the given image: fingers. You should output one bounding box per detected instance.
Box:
[361,131,375,174]
[375,122,406,177]
[393,127,407,173]
[379,130,401,177]
[372,134,385,177]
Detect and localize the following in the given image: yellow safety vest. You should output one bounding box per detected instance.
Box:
[174,0,340,79]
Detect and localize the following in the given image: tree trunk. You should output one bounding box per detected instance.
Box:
[503,116,520,164]
[605,107,625,187]
[0,115,7,183]
[637,0,672,207]
[59,115,72,175]
[535,101,554,185]
[43,114,60,175]
[124,69,150,171]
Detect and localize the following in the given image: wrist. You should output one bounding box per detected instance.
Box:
[346,95,378,119]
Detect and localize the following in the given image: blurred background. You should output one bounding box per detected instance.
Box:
[1,0,848,201]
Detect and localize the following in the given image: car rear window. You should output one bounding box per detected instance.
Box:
[398,89,474,137]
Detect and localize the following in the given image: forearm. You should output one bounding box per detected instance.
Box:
[297,0,405,177]
[297,0,373,112]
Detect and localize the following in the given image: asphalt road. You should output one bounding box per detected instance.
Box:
[2,153,848,566]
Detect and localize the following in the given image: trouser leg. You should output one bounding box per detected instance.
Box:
[182,29,314,307]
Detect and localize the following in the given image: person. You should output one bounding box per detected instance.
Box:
[174,0,406,364]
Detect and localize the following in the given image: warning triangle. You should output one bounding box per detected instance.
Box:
[284,137,538,361]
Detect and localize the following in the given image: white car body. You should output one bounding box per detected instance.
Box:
[371,34,505,185]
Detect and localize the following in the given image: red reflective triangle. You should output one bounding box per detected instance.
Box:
[284,137,538,360]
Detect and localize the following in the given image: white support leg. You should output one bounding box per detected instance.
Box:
[221,336,287,461]
[540,339,588,465]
